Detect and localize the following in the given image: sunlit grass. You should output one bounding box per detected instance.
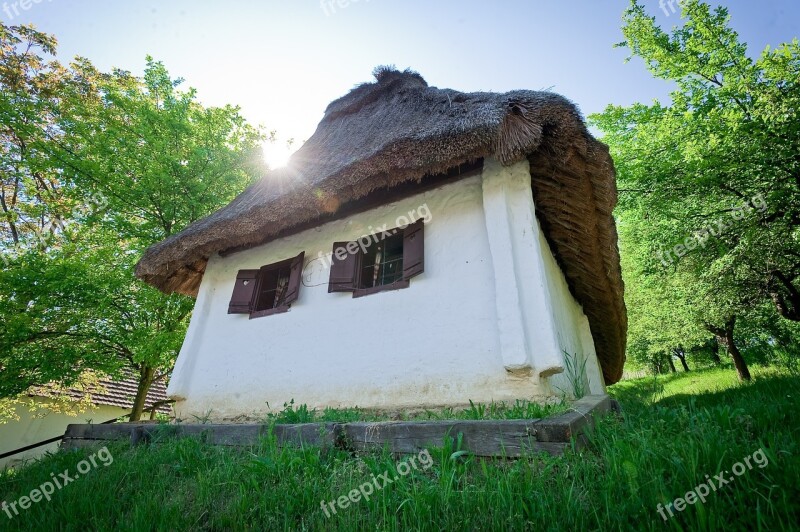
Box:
[262,398,571,426]
[1,367,797,530]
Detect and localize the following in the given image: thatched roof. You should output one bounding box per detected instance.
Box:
[135,67,627,383]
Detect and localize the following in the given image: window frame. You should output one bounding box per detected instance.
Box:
[227,251,305,319]
[352,230,410,297]
[328,219,424,298]
[248,256,295,319]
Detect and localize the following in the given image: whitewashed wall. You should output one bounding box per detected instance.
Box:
[537,226,607,397]
[168,158,604,420]
[0,401,126,469]
[480,158,606,397]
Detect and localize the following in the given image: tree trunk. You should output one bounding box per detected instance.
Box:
[769,271,800,321]
[709,339,722,364]
[673,347,690,372]
[667,355,677,373]
[723,334,751,381]
[0,192,19,244]
[707,317,751,381]
[652,358,664,374]
[130,365,156,421]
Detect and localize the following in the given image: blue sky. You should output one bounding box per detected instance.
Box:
[6,0,799,165]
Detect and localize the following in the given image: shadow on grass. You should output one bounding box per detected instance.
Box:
[612,367,798,408]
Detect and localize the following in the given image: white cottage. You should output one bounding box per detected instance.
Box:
[136,68,627,421]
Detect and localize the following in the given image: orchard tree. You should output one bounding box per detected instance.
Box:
[0,23,265,419]
[616,203,709,375]
[591,0,800,379]
[0,24,71,250]
[51,57,265,419]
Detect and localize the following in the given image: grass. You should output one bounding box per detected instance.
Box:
[1,366,798,530]
[261,398,570,425]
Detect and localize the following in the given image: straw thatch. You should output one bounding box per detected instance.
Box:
[135,67,627,383]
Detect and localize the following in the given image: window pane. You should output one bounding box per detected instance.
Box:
[255,265,291,310]
[358,232,404,289]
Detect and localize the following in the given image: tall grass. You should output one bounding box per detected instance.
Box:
[557,349,588,399]
[1,366,797,530]
[264,398,569,425]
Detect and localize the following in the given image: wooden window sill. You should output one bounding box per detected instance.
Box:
[352,280,410,298]
[249,305,291,320]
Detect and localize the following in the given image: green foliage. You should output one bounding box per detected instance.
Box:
[590,1,800,372]
[0,22,265,414]
[266,400,315,425]
[557,350,588,399]
[1,367,797,529]
[0,24,66,249]
[57,56,264,243]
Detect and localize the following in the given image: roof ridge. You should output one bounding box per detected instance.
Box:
[323,66,428,121]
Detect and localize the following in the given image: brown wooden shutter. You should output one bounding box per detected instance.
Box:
[402,219,424,280]
[282,251,305,305]
[228,269,259,314]
[328,241,358,292]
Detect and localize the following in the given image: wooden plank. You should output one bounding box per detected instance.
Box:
[534,411,585,442]
[572,394,612,416]
[64,423,340,448]
[60,438,107,451]
[162,424,266,445]
[342,420,545,457]
[271,423,340,448]
[527,441,570,456]
[59,395,615,457]
[535,394,612,442]
[64,423,146,440]
[150,423,339,447]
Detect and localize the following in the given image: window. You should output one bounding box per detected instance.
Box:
[328,219,424,297]
[228,251,305,318]
[359,231,404,289]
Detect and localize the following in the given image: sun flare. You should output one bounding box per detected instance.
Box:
[262,141,295,169]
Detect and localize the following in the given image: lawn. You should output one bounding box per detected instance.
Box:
[1,366,798,531]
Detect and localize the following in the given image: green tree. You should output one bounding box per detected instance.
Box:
[0,23,265,419]
[0,24,70,251]
[53,57,264,419]
[592,1,800,379]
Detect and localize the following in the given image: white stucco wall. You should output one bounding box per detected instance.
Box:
[537,226,607,396]
[481,158,606,397]
[168,158,605,420]
[0,401,127,469]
